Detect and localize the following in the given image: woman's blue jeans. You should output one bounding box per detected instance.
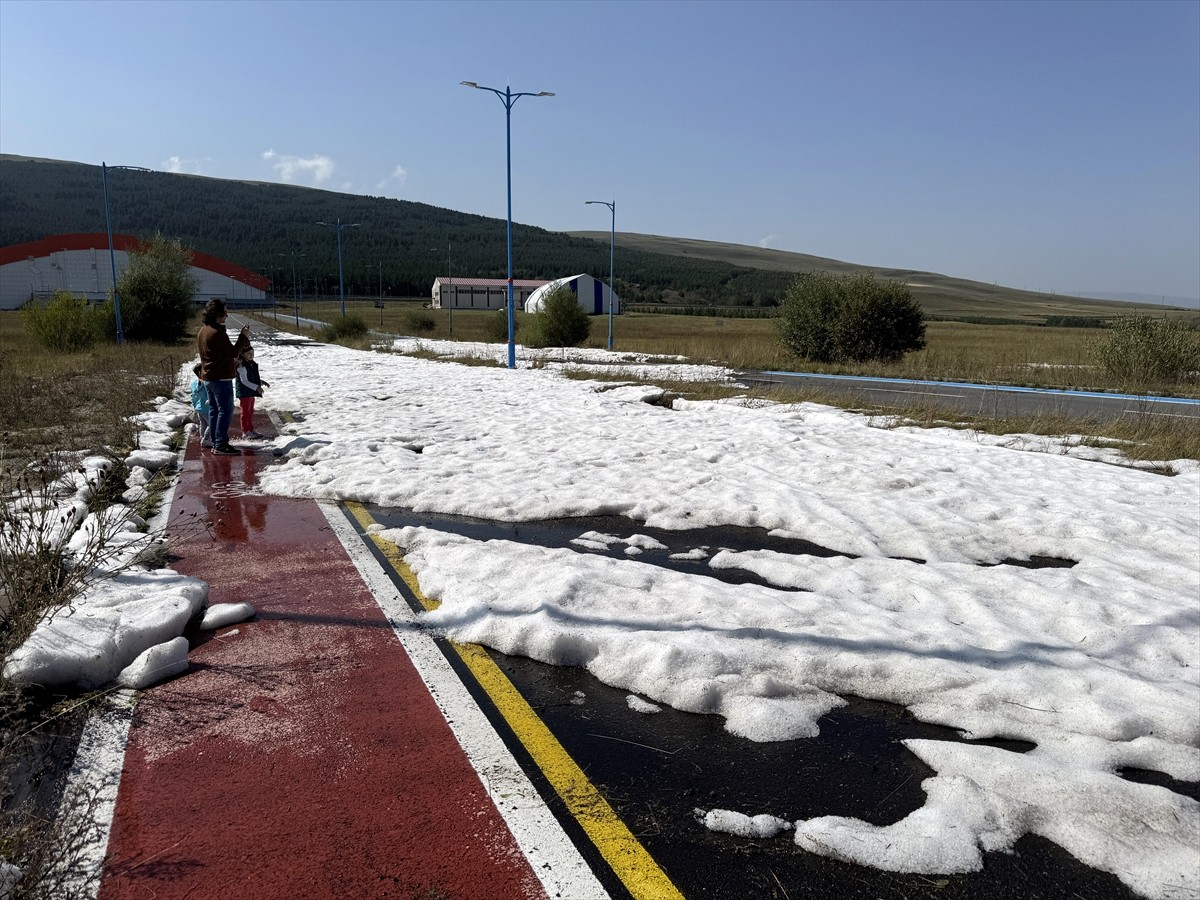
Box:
[205,379,234,447]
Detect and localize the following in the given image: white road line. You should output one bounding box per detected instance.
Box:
[55,691,136,898]
[1123,409,1200,420]
[58,441,188,898]
[865,387,968,399]
[318,501,610,900]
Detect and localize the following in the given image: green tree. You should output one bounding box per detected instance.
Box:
[112,234,198,343]
[20,291,103,352]
[527,285,591,349]
[321,313,369,343]
[1089,315,1200,386]
[778,272,926,363]
[482,309,516,343]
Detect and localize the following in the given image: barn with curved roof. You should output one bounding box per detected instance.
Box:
[0,233,268,310]
[524,274,620,315]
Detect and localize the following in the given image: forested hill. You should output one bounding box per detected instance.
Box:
[3,154,1176,318]
[0,154,792,306]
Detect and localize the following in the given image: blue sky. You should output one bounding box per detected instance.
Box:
[2,0,1197,301]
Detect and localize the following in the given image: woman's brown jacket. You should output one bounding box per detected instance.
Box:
[197,323,250,381]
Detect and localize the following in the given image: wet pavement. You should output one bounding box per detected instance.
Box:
[348,505,1149,900]
[97,421,550,900]
[91,407,1168,899]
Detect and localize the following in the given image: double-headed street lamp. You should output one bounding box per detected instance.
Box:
[431,244,452,336]
[102,162,150,345]
[585,199,617,351]
[316,219,360,318]
[278,251,306,328]
[461,81,554,369]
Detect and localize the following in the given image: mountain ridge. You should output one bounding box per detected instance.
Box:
[1,153,1191,320]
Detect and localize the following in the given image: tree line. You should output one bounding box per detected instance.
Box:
[0,155,797,307]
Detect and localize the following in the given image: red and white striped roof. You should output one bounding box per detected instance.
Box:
[0,233,269,290]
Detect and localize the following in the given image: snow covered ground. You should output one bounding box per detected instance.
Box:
[5,332,1198,898]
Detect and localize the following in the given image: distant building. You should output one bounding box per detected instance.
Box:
[524,274,621,315]
[431,277,548,311]
[0,233,269,310]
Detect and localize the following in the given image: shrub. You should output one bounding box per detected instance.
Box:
[1089,315,1200,386]
[321,314,369,342]
[114,234,199,343]
[777,272,926,363]
[482,310,516,343]
[19,292,102,352]
[527,285,591,349]
[404,313,436,334]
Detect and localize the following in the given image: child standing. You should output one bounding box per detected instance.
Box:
[235,347,270,440]
[189,363,212,448]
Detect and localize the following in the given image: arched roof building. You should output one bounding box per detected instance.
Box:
[0,233,268,310]
[524,274,620,315]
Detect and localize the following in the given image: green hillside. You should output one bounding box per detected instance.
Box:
[0,155,789,306]
[1,153,1183,320]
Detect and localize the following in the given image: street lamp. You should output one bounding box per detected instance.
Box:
[461,81,554,369]
[278,251,305,329]
[315,218,360,318]
[101,162,150,345]
[585,199,617,350]
[431,244,452,336]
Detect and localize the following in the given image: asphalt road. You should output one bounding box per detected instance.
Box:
[736,370,1200,423]
[357,504,1170,900]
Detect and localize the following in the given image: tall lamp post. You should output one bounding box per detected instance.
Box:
[315,219,360,318]
[431,244,452,336]
[102,162,150,345]
[278,251,305,328]
[585,199,616,350]
[460,81,554,369]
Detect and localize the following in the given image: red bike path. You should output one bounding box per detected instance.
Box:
[97,418,551,900]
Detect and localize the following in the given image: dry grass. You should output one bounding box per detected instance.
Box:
[1,311,192,898]
[561,368,1199,465]
[394,349,504,368]
[0,314,190,474]
[607,315,1199,395]
[290,302,1199,396]
[282,301,1198,464]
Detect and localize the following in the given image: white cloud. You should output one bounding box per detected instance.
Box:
[758,235,775,249]
[261,149,335,183]
[161,155,205,175]
[377,164,408,191]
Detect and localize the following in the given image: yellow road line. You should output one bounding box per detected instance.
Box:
[345,501,684,900]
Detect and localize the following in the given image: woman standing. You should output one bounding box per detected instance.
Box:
[197,298,251,455]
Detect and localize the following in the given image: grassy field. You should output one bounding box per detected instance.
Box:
[567,231,1200,323]
[257,299,1199,464]
[2,302,1196,466]
[0,313,190,471]
[285,299,1198,397]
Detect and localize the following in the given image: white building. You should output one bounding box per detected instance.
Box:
[431,277,548,310]
[0,233,269,310]
[524,274,621,315]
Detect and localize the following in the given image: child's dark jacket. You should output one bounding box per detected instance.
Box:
[235,360,266,399]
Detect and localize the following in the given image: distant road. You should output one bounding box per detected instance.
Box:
[736,370,1200,422]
